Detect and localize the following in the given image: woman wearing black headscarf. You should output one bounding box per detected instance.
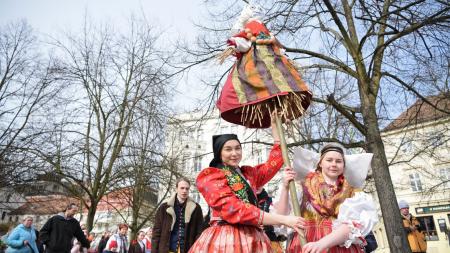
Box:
[188,116,304,253]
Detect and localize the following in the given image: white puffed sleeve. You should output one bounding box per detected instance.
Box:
[332,192,378,248]
[228,37,252,53]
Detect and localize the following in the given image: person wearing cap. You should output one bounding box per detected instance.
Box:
[399,200,427,253]
[188,114,306,253]
[274,143,378,253]
[151,177,203,253]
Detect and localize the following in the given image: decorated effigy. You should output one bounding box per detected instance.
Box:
[217,4,312,128]
[216,3,312,245]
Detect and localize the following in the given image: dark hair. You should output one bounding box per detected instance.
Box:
[320,144,344,156]
[316,143,346,171]
[65,203,78,211]
[209,134,241,167]
[176,177,191,187]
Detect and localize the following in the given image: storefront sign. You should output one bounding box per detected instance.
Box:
[416,204,450,214]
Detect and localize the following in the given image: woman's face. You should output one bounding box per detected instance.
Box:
[138,231,145,240]
[119,227,128,236]
[220,140,242,168]
[319,151,344,182]
[23,218,33,228]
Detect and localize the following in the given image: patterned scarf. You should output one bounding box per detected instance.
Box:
[222,165,257,205]
[302,171,353,218]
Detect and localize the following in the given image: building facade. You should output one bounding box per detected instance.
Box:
[163,109,283,213]
[374,94,450,253]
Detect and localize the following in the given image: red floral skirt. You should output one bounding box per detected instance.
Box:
[287,220,363,253]
[188,221,274,253]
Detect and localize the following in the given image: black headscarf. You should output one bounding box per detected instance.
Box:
[209,134,257,206]
[209,134,241,168]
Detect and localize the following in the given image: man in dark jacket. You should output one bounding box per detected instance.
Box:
[40,203,90,253]
[151,178,203,253]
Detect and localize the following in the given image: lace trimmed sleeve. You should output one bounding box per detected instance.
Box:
[332,192,378,248]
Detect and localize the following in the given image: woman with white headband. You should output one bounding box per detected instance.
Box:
[273,143,378,253]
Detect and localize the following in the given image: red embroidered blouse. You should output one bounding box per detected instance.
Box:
[196,144,283,226]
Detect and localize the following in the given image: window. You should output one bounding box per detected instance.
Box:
[401,137,414,153]
[182,154,190,171]
[416,216,438,241]
[255,149,263,164]
[193,155,202,172]
[439,168,450,189]
[187,128,194,140]
[193,192,201,203]
[409,173,422,192]
[266,146,272,157]
[197,128,204,141]
[1,211,6,221]
[179,130,184,142]
[427,133,445,148]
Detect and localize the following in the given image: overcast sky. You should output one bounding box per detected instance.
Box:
[0,0,203,36]
[0,0,208,111]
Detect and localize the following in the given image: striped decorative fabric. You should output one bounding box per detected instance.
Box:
[217,39,312,128]
[188,221,274,253]
[287,220,364,253]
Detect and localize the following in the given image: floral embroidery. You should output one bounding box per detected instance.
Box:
[222,166,251,203]
[231,182,244,191]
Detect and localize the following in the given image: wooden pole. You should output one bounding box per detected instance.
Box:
[274,114,307,246]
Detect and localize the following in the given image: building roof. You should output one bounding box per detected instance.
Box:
[383,93,450,132]
[8,187,157,216]
[8,195,79,215]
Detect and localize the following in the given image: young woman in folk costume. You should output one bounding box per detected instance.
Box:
[188,116,305,253]
[273,143,378,253]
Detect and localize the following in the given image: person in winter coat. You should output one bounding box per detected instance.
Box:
[5,216,39,253]
[142,229,151,253]
[364,231,378,253]
[1,224,15,253]
[399,200,427,253]
[34,231,44,253]
[151,178,203,253]
[128,231,145,253]
[97,231,111,253]
[104,224,129,253]
[40,203,90,253]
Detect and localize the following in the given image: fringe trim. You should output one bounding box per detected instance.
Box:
[238,92,311,128]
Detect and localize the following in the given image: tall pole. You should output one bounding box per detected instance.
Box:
[274,114,307,246]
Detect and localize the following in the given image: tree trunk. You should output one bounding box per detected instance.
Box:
[362,100,411,253]
[86,201,98,232]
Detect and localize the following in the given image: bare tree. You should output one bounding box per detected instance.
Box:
[0,21,59,188]
[180,0,449,252]
[19,19,175,231]
[111,95,181,239]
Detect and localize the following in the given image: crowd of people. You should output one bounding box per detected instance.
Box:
[0,116,430,253]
